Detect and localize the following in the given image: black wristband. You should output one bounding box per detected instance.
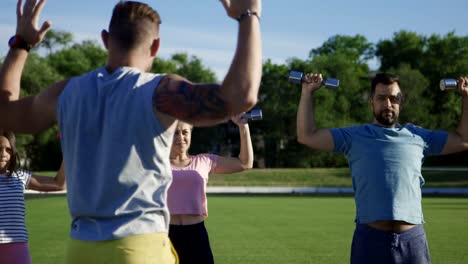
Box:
[8,35,32,52]
[236,10,260,23]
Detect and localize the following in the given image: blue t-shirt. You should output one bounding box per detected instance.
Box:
[330,123,448,224]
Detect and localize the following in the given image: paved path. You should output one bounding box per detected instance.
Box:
[24,167,468,197]
[25,186,468,198]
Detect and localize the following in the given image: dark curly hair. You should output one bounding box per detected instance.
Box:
[1,131,19,176]
[370,72,402,98]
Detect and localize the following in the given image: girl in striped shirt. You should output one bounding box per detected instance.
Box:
[0,131,65,264]
[167,115,254,264]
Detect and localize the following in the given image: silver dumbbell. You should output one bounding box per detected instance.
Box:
[288,71,340,90]
[440,79,458,91]
[241,109,262,121]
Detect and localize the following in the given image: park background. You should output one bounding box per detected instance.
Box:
[1,29,468,170]
[1,1,468,263]
[0,0,467,170]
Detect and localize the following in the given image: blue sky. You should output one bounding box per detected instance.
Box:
[0,0,467,80]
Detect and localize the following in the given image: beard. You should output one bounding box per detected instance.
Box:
[374,109,397,127]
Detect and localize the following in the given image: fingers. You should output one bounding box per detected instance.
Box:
[32,0,46,24]
[17,0,23,20]
[218,0,262,20]
[458,77,466,87]
[457,77,468,96]
[24,0,36,16]
[316,73,323,83]
[231,113,248,125]
[19,0,43,23]
[232,113,242,122]
[304,73,323,84]
[219,0,229,11]
[15,0,49,46]
[461,77,468,88]
[38,20,52,38]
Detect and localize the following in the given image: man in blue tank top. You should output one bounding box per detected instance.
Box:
[0,0,263,263]
[296,72,468,263]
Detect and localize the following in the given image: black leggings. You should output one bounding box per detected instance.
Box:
[169,221,214,264]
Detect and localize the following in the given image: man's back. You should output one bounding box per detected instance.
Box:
[58,67,173,241]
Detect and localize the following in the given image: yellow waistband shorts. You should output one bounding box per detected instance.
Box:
[66,232,179,264]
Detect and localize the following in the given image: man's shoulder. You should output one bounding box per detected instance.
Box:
[64,68,104,85]
[333,124,369,131]
[402,123,429,133]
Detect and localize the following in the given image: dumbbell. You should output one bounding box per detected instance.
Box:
[439,79,458,91]
[241,109,262,121]
[288,71,340,90]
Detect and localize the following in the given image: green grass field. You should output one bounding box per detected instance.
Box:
[26,196,468,264]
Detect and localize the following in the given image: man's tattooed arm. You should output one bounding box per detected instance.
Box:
[153,74,229,126]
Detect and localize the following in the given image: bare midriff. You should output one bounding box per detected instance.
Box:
[367,220,416,232]
[170,214,205,225]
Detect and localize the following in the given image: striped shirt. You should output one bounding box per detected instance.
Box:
[0,169,32,243]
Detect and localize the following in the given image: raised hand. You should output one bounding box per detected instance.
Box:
[16,0,52,47]
[301,73,323,94]
[231,113,248,126]
[219,0,262,20]
[458,77,468,98]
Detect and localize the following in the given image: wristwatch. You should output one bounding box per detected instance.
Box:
[8,35,32,52]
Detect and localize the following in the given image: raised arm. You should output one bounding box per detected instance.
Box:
[153,0,262,126]
[28,160,66,192]
[441,77,468,154]
[0,0,51,101]
[0,0,65,134]
[296,73,335,152]
[213,114,254,174]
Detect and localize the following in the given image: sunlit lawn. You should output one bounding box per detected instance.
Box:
[26,196,468,264]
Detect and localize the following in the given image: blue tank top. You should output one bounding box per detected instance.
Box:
[57,66,173,241]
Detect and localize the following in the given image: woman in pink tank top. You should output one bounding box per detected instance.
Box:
[167,114,254,264]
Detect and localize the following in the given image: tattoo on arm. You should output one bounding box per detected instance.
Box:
[153,76,228,122]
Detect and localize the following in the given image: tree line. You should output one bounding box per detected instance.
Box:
[2,30,468,170]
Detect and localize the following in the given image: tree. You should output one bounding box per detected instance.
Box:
[38,29,73,55]
[167,53,217,83]
[376,31,468,165]
[21,52,63,96]
[310,34,375,63]
[376,31,468,130]
[48,40,107,78]
[386,64,433,128]
[376,30,425,71]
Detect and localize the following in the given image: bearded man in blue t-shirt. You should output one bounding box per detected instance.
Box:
[296,72,468,264]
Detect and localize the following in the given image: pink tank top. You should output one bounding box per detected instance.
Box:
[168,154,218,217]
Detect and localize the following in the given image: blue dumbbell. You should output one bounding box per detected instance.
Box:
[288,71,339,90]
[439,79,458,91]
[241,109,262,121]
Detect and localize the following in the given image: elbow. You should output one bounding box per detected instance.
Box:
[238,96,258,113]
[58,184,66,191]
[245,95,258,109]
[54,179,66,191]
[297,135,307,146]
[227,97,258,116]
[243,163,253,170]
[241,160,254,170]
[55,183,66,191]
[222,80,259,114]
